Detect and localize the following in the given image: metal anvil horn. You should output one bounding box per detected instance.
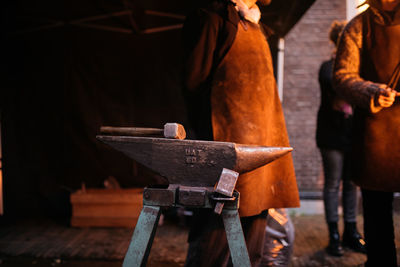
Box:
[97,135,292,187]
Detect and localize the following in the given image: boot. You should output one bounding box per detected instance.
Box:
[327,222,344,256]
[342,222,366,254]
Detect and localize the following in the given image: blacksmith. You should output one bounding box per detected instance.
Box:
[182,0,300,265]
[333,0,400,265]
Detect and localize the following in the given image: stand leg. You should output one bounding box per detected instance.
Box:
[222,209,251,267]
[123,205,161,267]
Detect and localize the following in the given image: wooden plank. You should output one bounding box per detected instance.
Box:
[72,204,142,218]
[70,188,143,204]
[70,188,143,227]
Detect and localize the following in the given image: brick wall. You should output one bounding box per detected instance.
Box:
[282,0,346,192]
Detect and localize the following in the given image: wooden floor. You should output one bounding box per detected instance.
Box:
[0,214,399,266]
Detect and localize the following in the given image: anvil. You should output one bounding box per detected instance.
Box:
[97,131,293,267]
[97,135,292,187]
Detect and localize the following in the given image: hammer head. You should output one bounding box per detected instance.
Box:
[164,123,186,140]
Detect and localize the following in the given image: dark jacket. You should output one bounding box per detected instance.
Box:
[182,1,240,140]
[316,58,353,150]
[182,1,272,139]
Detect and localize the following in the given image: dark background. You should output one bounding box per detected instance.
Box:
[1,0,314,219]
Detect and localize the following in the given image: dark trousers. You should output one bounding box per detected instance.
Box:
[362,189,397,267]
[320,148,358,223]
[185,209,268,267]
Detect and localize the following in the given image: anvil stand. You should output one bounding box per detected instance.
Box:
[123,181,251,267]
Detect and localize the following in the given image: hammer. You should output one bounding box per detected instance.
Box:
[100,123,186,140]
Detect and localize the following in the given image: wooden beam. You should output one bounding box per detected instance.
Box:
[142,24,183,34]
[69,22,133,34]
[145,10,185,20]
[70,10,132,24]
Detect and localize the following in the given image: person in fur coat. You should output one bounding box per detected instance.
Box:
[333,0,400,265]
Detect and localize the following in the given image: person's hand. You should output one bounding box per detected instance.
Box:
[370,84,400,113]
[376,85,399,107]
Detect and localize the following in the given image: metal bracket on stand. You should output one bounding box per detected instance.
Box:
[122,183,251,267]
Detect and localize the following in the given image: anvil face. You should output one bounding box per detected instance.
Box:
[97,135,292,187]
[97,136,237,186]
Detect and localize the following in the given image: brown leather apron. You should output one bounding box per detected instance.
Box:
[354,13,400,191]
[211,21,299,216]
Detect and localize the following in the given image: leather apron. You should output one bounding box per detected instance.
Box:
[354,12,400,191]
[211,21,299,217]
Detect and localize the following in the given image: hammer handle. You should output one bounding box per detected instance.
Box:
[100,126,163,137]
